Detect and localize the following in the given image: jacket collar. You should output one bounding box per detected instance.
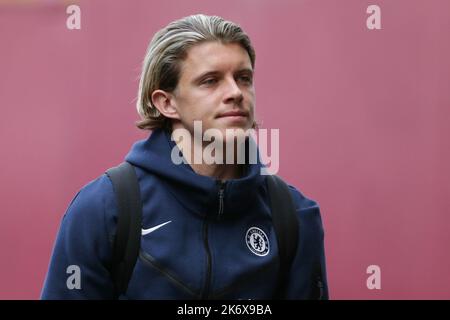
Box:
[125,129,266,220]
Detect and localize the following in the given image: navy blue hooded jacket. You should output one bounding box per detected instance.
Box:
[41,129,328,299]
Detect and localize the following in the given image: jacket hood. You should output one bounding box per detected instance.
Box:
[125,129,266,219]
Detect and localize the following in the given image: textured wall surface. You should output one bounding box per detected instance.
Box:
[1,0,449,299]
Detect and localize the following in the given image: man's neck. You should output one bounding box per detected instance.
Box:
[172,129,244,181]
[190,162,243,181]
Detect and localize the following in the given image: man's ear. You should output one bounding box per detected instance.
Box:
[151,89,181,120]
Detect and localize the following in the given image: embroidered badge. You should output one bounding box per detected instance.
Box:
[245,227,270,256]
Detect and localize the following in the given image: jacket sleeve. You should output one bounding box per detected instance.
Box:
[284,185,329,300]
[41,175,117,299]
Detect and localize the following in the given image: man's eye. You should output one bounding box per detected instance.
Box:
[239,76,252,84]
[202,78,217,85]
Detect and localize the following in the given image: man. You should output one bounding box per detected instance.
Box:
[41,14,328,299]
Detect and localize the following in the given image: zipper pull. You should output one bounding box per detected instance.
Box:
[217,181,225,217]
[316,276,324,300]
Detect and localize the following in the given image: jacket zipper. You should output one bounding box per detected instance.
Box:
[201,220,212,299]
[201,181,226,299]
[316,274,324,299]
[139,250,199,298]
[217,181,225,217]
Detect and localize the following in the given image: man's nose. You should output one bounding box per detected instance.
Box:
[224,77,243,104]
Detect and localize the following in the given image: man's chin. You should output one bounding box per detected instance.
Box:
[221,126,254,145]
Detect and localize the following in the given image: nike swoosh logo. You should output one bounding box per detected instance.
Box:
[141,221,172,236]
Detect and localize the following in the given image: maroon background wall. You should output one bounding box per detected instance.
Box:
[1,0,449,299]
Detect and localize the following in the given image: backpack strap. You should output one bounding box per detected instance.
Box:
[105,161,142,298]
[266,174,300,299]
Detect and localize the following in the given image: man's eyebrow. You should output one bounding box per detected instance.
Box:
[235,68,254,75]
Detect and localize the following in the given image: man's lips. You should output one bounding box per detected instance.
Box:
[216,110,248,118]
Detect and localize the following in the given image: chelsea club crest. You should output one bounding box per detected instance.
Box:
[245,227,270,256]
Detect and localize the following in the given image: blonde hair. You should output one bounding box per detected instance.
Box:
[135,14,256,131]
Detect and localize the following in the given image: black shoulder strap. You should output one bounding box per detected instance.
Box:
[266,174,300,299]
[105,161,142,298]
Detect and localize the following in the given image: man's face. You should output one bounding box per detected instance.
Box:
[170,41,255,139]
